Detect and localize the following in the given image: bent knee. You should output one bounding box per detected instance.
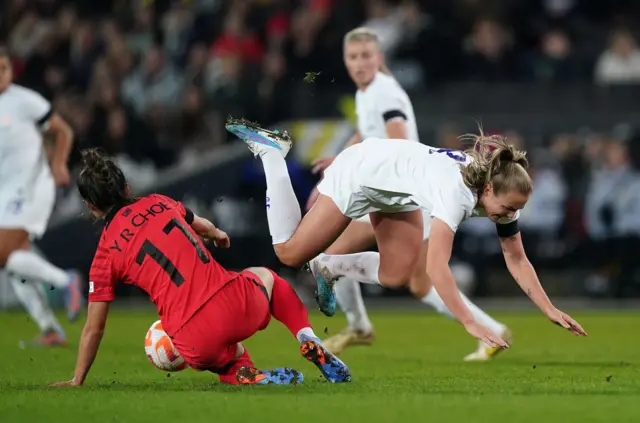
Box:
[378,269,411,289]
[408,273,432,298]
[274,244,305,268]
[244,267,275,299]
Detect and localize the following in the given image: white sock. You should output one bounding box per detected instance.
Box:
[259,149,302,244]
[6,250,70,288]
[9,275,63,334]
[296,327,320,344]
[320,252,381,285]
[335,277,373,333]
[420,287,505,334]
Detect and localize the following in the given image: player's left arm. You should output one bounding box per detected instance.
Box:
[191,214,230,248]
[384,117,407,139]
[499,222,587,336]
[46,113,74,185]
[165,196,230,248]
[22,88,74,185]
[378,86,409,140]
[498,222,553,313]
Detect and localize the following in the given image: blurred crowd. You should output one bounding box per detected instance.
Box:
[3,0,640,169]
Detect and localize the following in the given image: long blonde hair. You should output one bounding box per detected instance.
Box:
[460,129,532,196]
[343,27,391,75]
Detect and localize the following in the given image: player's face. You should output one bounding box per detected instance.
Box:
[0,56,13,92]
[481,185,530,222]
[344,40,382,87]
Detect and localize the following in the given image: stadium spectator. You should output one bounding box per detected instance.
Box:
[461,18,523,82]
[595,29,640,84]
[529,28,582,82]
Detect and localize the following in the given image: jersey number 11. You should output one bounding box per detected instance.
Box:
[136,218,211,287]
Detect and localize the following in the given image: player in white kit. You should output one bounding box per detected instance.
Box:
[225,120,587,349]
[0,49,82,347]
[307,27,510,361]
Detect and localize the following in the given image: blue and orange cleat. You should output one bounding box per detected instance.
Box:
[64,271,84,322]
[300,338,352,383]
[236,366,304,385]
[308,255,337,317]
[225,117,292,158]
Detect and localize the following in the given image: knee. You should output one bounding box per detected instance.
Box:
[274,243,305,268]
[409,272,432,299]
[378,269,411,289]
[0,247,14,267]
[245,267,275,298]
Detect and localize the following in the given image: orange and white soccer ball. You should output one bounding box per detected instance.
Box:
[144,320,188,372]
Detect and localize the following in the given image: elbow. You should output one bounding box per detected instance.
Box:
[504,251,529,268]
[425,261,450,288]
[62,122,74,142]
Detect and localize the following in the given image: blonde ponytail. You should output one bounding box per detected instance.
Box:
[460,129,532,195]
[344,27,391,75]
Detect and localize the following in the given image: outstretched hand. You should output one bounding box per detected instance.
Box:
[545,308,588,336]
[463,321,510,349]
[49,379,81,388]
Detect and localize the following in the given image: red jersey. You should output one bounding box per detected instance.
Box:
[88,194,237,336]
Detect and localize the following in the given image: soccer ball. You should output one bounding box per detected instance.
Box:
[144,320,188,372]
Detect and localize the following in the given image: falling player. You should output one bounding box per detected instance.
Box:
[307,27,510,360]
[50,149,351,386]
[0,48,82,347]
[226,121,587,349]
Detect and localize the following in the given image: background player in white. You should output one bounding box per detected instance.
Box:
[0,48,82,347]
[307,27,509,361]
[226,121,586,349]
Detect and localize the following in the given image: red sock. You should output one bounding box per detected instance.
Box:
[267,269,312,338]
[218,348,254,385]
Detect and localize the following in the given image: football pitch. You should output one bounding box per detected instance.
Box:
[2,310,639,423]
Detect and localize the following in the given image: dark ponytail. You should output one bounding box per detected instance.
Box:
[77,148,135,214]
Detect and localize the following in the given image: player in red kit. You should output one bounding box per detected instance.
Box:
[50,149,352,387]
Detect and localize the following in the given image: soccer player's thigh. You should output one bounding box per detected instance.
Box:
[0,176,54,263]
[408,239,432,297]
[325,216,376,255]
[172,279,270,370]
[409,211,434,297]
[275,194,351,267]
[224,275,273,337]
[370,210,423,288]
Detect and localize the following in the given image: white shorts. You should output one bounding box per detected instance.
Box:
[0,169,55,237]
[317,144,420,219]
[355,209,432,239]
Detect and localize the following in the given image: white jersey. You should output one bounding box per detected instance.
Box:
[0,84,52,181]
[318,137,518,236]
[355,72,418,141]
[0,84,56,236]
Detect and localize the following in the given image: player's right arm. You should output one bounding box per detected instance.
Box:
[51,244,117,387]
[427,219,508,349]
[426,184,509,348]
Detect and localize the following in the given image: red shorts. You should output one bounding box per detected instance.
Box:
[171,270,271,371]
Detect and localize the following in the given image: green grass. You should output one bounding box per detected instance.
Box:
[2,310,639,423]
